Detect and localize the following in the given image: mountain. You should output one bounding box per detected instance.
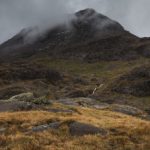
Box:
[0,8,150,149]
[1,8,150,62]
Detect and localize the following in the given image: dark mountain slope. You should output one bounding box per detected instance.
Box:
[1,8,148,62]
[112,64,150,97]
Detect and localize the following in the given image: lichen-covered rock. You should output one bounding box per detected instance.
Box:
[32,122,61,132]
[32,97,52,105]
[9,92,34,102]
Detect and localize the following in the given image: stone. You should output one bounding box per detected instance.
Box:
[32,122,61,132]
[93,104,109,109]
[33,97,52,105]
[56,99,79,106]
[12,101,34,111]
[111,104,144,116]
[69,121,107,136]
[9,92,34,102]
[0,128,6,134]
[0,101,35,112]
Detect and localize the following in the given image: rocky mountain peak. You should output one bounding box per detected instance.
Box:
[75,8,96,17]
[73,8,124,34]
[0,8,144,62]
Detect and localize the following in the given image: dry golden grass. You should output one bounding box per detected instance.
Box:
[0,105,150,150]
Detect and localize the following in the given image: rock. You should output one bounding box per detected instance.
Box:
[56,97,104,107]
[0,128,6,134]
[32,124,50,132]
[0,101,35,112]
[32,97,52,105]
[56,99,79,106]
[48,122,61,129]
[32,122,61,132]
[69,121,107,136]
[92,104,109,109]
[12,101,35,111]
[110,104,144,116]
[9,92,34,102]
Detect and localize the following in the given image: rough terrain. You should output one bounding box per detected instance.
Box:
[0,9,150,150]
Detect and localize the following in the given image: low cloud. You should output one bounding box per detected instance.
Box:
[0,0,150,43]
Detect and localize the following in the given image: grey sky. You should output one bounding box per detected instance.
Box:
[0,0,150,43]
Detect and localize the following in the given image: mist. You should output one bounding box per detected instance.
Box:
[0,0,150,44]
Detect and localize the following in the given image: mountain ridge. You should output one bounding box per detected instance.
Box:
[0,8,147,62]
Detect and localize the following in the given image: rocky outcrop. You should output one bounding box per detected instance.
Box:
[9,92,34,102]
[112,65,150,97]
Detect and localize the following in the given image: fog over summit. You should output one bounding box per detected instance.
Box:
[0,0,150,43]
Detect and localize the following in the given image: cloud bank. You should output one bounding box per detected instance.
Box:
[0,0,150,43]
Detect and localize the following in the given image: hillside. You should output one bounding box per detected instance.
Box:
[0,8,150,150]
[0,106,150,150]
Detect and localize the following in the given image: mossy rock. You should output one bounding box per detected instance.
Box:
[32,97,52,105]
[9,92,34,102]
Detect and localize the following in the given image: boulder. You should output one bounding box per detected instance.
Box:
[110,104,144,116]
[32,122,61,132]
[0,101,35,112]
[69,121,107,136]
[56,97,104,107]
[12,101,34,111]
[32,97,52,105]
[9,92,34,102]
[0,128,6,134]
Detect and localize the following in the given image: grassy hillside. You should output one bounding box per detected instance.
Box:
[30,56,150,110]
[0,104,150,150]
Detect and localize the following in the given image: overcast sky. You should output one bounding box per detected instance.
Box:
[0,0,150,43]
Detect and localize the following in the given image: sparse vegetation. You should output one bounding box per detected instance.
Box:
[32,96,52,105]
[0,106,150,150]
